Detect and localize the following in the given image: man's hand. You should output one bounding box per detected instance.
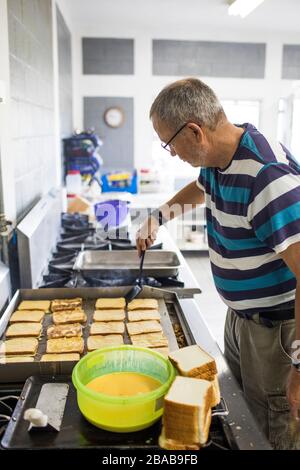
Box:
[286,367,300,420]
[136,216,159,257]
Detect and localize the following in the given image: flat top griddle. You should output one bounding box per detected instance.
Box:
[1,375,234,451]
[0,297,178,361]
[0,287,185,383]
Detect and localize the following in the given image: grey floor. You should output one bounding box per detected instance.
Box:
[183,252,227,351]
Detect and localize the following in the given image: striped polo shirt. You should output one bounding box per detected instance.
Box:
[196,123,300,314]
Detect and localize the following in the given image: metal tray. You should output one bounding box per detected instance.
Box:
[73,250,181,277]
[0,287,186,383]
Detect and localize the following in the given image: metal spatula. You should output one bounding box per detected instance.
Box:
[125,250,146,304]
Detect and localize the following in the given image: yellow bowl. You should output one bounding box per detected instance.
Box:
[72,345,176,432]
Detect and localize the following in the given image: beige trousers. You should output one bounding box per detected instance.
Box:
[224,308,300,450]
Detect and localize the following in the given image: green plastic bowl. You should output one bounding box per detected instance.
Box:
[72,345,176,432]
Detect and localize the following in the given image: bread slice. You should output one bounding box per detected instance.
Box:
[130,332,168,348]
[41,353,80,362]
[18,300,50,312]
[159,427,200,450]
[87,334,124,351]
[10,310,45,323]
[53,309,87,325]
[163,376,214,446]
[51,298,82,312]
[93,310,125,322]
[128,310,160,322]
[47,323,82,339]
[95,298,126,309]
[127,320,162,336]
[6,322,42,338]
[127,298,158,311]
[168,345,217,379]
[46,337,84,354]
[0,338,38,355]
[210,376,221,407]
[0,355,35,364]
[90,322,125,335]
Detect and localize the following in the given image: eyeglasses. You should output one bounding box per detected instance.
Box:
[161,122,187,153]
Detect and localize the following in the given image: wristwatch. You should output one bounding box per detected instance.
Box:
[291,357,300,372]
[150,209,167,226]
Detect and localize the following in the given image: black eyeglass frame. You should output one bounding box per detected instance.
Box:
[161,122,188,152]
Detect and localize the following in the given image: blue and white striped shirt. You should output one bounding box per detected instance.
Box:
[197,123,300,314]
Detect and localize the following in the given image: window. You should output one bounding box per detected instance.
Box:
[151,131,198,180]
[276,96,300,161]
[221,100,260,128]
[291,99,300,160]
[151,99,260,178]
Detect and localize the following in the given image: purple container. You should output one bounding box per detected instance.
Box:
[94,199,130,228]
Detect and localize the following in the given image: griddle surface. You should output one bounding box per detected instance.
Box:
[1,376,161,450]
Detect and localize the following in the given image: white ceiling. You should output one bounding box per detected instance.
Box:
[66,0,300,33]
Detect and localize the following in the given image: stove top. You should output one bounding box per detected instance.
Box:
[39,213,183,290]
[0,386,22,442]
[41,270,184,289]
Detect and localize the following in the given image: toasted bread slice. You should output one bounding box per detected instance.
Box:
[0,355,35,364]
[130,332,168,348]
[47,323,82,339]
[18,300,50,312]
[168,345,217,379]
[90,322,124,335]
[87,334,124,351]
[53,309,87,325]
[127,299,158,311]
[46,337,84,354]
[128,310,160,322]
[0,337,38,355]
[95,298,126,310]
[51,298,82,312]
[163,376,213,446]
[6,322,42,338]
[41,353,80,362]
[127,320,162,336]
[10,310,45,323]
[93,309,125,322]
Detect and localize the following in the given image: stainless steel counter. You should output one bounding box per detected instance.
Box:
[0,261,10,314]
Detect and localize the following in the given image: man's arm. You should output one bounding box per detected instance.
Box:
[280,241,300,420]
[136,180,205,255]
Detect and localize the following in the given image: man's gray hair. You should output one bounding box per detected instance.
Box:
[150,78,226,131]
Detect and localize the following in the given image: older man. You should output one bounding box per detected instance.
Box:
[136,77,300,449]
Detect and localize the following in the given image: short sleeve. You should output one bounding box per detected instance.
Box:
[248,163,300,254]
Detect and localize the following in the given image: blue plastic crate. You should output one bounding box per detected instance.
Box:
[101,170,138,194]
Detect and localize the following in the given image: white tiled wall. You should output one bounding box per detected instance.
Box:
[7,0,56,220]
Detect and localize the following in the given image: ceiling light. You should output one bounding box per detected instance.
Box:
[228,0,265,18]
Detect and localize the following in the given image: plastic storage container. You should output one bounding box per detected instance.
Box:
[101,170,138,194]
[72,345,176,432]
[94,199,130,228]
[66,170,82,196]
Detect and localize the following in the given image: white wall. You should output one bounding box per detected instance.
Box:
[0,0,15,220]
[72,19,300,170]
[0,0,74,223]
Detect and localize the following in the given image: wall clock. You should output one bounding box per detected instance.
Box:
[104,107,125,128]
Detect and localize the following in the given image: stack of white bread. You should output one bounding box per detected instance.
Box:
[159,344,220,450]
